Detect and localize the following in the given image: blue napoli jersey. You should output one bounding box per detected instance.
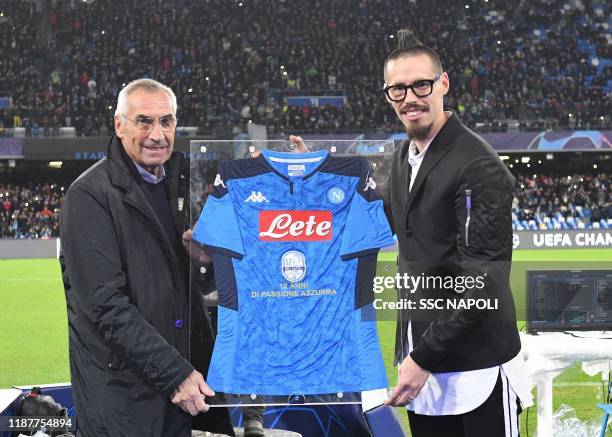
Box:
[193,149,394,395]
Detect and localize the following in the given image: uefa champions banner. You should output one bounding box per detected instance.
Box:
[188,140,395,407]
[512,230,612,250]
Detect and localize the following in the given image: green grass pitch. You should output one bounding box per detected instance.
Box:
[1,248,611,435]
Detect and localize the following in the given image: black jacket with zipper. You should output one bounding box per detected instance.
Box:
[384,113,521,372]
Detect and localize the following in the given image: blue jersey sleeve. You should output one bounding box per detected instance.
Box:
[340,161,395,260]
[192,164,244,258]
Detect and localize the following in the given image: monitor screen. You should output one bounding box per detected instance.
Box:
[526,270,612,332]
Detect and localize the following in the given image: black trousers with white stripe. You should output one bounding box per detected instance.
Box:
[407,371,522,437]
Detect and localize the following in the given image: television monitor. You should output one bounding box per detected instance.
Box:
[526,270,612,333]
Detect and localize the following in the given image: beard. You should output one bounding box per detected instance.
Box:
[406,121,433,141]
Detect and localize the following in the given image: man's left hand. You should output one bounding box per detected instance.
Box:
[385,355,430,407]
[171,370,215,415]
[288,135,310,153]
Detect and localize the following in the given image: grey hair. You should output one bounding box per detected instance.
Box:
[114,78,177,116]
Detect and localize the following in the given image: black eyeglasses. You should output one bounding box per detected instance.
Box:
[121,114,178,133]
[383,73,441,102]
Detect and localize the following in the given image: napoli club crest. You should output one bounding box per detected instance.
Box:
[281,250,306,282]
[327,187,345,204]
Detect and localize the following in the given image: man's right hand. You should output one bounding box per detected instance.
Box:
[171,370,215,415]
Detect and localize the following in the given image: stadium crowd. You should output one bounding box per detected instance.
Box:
[0,183,63,238]
[2,169,610,238]
[514,173,612,230]
[0,0,609,136]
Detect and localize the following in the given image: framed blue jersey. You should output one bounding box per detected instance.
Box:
[193,149,394,396]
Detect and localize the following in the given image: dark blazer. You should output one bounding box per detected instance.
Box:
[60,136,233,437]
[384,113,521,373]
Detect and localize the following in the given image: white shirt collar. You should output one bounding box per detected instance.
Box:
[132,160,166,184]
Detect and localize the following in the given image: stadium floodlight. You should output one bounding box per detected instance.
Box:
[521,156,530,163]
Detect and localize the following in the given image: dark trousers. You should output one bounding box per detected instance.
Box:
[408,371,522,437]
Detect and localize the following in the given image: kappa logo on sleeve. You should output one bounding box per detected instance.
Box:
[363,177,377,191]
[259,210,332,241]
[213,174,226,188]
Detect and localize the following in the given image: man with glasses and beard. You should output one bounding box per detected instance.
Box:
[60,79,233,436]
[381,29,529,436]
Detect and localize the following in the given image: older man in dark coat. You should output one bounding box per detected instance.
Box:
[60,78,233,437]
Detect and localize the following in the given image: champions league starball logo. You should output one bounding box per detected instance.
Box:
[281,250,306,282]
